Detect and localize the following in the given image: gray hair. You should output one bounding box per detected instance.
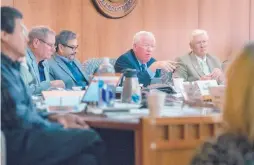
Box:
[55,30,77,51]
[190,29,209,44]
[28,26,55,44]
[132,31,156,46]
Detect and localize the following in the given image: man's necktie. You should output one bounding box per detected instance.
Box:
[140,64,146,72]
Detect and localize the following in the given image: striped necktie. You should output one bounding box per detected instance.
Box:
[140,64,146,72]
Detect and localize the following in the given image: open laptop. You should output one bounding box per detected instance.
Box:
[81,73,122,103]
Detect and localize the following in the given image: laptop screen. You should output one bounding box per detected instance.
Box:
[81,81,99,103]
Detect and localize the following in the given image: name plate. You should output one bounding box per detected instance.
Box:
[195,80,218,96]
[182,80,218,101]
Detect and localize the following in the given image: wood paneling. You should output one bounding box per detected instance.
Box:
[198,0,250,61]
[143,0,199,60]
[1,0,13,6]
[82,0,144,61]
[11,0,253,62]
[251,0,254,40]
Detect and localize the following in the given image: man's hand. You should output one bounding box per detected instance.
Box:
[50,80,65,88]
[200,75,212,81]
[150,60,177,72]
[210,68,224,82]
[48,114,89,129]
[199,68,224,83]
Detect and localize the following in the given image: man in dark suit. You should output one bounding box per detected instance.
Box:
[1,6,105,165]
[48,30,89,89]
[115,31,177,87]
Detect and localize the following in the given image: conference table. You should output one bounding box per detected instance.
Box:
[78,103,222,165]
[40,90,222,165]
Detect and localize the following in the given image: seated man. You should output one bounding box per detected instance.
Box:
[173,29,224,84]
[48,30,89,89]
[114,31,177,87]
[25,26,65,95]
[1,6,105,165]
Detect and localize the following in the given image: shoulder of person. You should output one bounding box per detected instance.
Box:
[116,49,133,61]
[190,133,252,165]
[206,53,221,62]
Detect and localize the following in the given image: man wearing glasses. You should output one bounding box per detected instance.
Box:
[48,30,89,89]
[1,7,106,165]
[115,31,177,87]
[25,26,65,94]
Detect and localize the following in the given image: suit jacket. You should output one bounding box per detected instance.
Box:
[20,62,35,91]
[114,49,161,87]
[26,48,51,95]
[173,52,222,83]
[48,55,89,89]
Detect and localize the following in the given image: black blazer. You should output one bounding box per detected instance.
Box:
[114,49,161,87]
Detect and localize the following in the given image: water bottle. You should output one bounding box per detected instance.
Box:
[97,58,115,107]
[97,57,115,75]
[122,69,141,104]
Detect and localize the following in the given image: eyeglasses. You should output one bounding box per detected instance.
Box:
[195,40,208,45]
[61,44,79,51]
[139,44,156,50]
[38,38,56,49]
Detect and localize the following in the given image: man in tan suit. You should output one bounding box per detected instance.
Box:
[173,29,224,84]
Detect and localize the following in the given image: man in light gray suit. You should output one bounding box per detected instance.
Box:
[173,29,224,84]
[48,30,89,89]
[25,26,65,94]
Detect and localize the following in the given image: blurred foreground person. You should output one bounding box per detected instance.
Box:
[190,42,254,165]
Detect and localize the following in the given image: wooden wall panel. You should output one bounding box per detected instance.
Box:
[143,0,199,60]
[12,0,253,62]
[1,0,13,6]
[251,0,254,40]
[198,0,250,61]
[82,0,144,61]
[14,0,84,59]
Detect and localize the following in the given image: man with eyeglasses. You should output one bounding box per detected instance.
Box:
[25,26,65,95]
[115,31,177,87]
[48,30,89,89]
[173,29,224,84]
[1,6,106,165]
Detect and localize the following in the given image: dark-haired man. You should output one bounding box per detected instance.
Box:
[48,30,89,89]
[1,6,106,165]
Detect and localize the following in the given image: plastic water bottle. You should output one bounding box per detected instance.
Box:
[97,57,115,75]
[97,58,115,107]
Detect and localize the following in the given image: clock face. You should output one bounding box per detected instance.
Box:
[93,0,138,19]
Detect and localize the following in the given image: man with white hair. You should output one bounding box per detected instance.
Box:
[25,26,65,94]
[115,31,176,87]
[173,29,224,83]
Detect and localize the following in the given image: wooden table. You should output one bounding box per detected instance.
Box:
[78,105,222,165]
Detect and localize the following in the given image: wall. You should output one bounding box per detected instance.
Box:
[1,0,13,6]
[2,0,253,62]
[251,0,254,40]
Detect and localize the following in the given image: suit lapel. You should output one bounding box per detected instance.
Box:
[53,55,77,82]
[26,48,40,83]
[189,52,205,77]
[130,50,142,71]
[73,60,89,82]
[206,55,216,72]
[42,60,50,81]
